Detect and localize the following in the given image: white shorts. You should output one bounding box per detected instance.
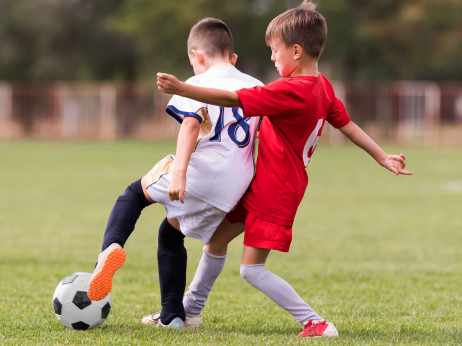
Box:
[144,156,226,244]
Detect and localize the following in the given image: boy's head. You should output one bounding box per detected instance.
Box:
[188,18,236,75]
[265,1,327,60]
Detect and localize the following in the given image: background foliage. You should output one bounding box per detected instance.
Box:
[1,0,461,82]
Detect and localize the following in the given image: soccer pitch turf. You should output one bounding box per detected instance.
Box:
[0,141,461,344]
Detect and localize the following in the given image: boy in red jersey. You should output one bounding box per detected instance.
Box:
[156,0,412,337]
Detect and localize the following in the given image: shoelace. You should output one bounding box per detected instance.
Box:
[305,320,326,328]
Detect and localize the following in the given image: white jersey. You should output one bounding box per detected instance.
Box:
[166,64,263,212]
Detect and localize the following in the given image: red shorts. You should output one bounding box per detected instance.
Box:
[226,201,292,252]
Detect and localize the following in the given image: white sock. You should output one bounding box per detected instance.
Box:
[183,247,227,317]
[240,264,322,324]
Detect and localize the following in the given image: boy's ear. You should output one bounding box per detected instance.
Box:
[196,50,205,65]
[231,53,238,66]
[293,44,303,60]
[190,49,205,65]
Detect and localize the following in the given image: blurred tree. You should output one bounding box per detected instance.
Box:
[0,0,461,81]
[319,0,462,80]
[110,0,288,81]
[0,0,135,80]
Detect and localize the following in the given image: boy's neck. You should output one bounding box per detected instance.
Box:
[292,59,318,78]
[208,62,234,70]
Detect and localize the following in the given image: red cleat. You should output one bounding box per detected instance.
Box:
[298,320,339,337]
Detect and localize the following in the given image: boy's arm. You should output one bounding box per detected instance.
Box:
[157,73,242,108]
[169,116,200,203]
[339,121,413,175]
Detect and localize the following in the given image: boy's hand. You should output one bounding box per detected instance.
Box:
[380,153,413,176]
[157,73,183,95]
[168,173,186,203]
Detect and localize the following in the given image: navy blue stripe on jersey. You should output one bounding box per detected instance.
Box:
[166,105,203,124]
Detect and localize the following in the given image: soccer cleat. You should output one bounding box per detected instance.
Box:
[141,311,202,328]
[157,317,184,329]
[183,313,202,328]
[88,243,126,301]
[141,311,161,326]
[298,320,339,337]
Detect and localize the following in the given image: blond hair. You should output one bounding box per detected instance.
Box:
[265,0,327,59]
[187,18,234,59]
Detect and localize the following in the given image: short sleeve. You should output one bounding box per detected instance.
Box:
[236,79,289,117]
[165,78,207,123]
[326,97,351,129]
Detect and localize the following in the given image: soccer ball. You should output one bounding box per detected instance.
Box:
[52,272,112,330]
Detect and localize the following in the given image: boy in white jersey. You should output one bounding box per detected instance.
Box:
[87,17,263,328]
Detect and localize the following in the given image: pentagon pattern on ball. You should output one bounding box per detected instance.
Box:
[53,298,62,315]
[62,273,79,285]
[101,302,111,319]
[71,321,90,330]
[73,291,92,310]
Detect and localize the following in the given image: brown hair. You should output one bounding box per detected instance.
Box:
[188,18,234,60]
[265,0,327,59]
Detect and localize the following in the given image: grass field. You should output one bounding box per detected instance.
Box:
[0,141,461,345]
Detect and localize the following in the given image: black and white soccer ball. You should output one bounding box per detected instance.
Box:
[52,272,111,330]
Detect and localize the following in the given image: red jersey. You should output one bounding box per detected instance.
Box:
[236,73,350,226]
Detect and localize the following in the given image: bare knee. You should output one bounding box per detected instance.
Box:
[205,219,244,256]
[205,241,228,257]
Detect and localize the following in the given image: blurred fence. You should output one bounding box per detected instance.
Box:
[1,81,461,146]
[0,83,176,141]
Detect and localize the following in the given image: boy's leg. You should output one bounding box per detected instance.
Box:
[157,217,187,325]
[239,245,324,324]
[88,179,151,301]
[183,219,244,317]
[101,178,152,250]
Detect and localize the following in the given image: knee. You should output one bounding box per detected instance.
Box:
[158,218,186,254]
[122,179,151,207]
[205,242,228,257]
[240,264,267,287]
[240,264,260,284]
[240,265,250,282]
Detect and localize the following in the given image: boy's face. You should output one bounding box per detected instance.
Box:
[268,37,297,77]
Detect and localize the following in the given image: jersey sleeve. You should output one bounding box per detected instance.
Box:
[165,78,207,124]
[326,97,351,129]
[236,79,288,118]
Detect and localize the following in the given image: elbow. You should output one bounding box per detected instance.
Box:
[182,117,201,132]
[227,92,242,108]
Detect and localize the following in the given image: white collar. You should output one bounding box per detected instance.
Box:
[208,62,234,70]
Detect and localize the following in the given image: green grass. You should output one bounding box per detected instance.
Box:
[0,141,461,345]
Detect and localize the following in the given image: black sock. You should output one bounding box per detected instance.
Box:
[101,179,151,250]
[157,218,187,324]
